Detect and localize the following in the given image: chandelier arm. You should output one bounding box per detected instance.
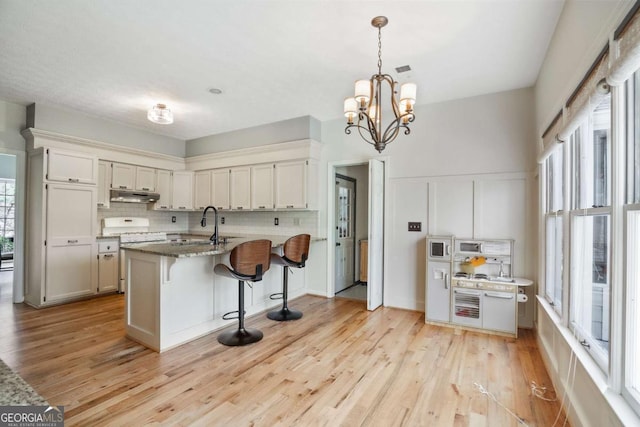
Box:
[345,123,376,146]
[359,109,382,145]
[379,74,402,119]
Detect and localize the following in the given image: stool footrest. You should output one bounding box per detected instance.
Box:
[222,310,246,321]
[269,292,284,300]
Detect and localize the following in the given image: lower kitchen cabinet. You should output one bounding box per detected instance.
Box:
[98,240,119,293]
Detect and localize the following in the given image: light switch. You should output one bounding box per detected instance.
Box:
[408,222,422,232]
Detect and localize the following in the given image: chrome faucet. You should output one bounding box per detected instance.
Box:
[498,260,506,278]
[200,206,219,245]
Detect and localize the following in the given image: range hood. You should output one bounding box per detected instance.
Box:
[110,189,160,204]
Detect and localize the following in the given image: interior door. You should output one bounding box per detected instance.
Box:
[335,176,355,293]
[367,159,384,310]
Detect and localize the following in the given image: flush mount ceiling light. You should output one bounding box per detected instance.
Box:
[343,16,417,153]
[147,103,174,125]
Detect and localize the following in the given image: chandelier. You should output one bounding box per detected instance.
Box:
[344,16,417,153]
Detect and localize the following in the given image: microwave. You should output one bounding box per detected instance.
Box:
[454,239,513,256]
[427,236,452,261]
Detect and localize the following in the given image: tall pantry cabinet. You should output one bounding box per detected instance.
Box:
[25,148,99,307]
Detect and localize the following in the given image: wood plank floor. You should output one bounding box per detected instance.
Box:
[0,294,567,426]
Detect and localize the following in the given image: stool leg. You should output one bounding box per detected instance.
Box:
[267,266,303,321]
[218,280,263,346]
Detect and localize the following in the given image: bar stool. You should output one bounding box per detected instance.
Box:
[267,234,310,321]
[214,239,272,346]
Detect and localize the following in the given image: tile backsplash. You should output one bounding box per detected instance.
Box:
[98,203,188,233]
[98,203,319,237]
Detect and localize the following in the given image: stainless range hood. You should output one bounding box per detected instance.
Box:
[110,189,160,204]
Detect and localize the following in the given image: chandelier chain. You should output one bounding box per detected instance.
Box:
[377,27,383,75]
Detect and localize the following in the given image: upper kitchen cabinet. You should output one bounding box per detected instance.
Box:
[212,169,230,210]
[111,163,156,192]
[230,167,251,210]
[135,166,156,191]
[154,169,172,210]
[46,148,98,185]
[171,171,194,210]
[97,160,111,208]
[275,160,318,209]
[251,164,274,210]
[111,162,135,190]
[194,170,212,210]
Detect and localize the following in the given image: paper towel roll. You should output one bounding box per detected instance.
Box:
[517,293,528,303]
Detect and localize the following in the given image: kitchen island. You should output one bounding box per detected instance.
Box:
[122,235,322,352]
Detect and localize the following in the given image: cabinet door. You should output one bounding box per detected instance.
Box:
[172,171,194,210]
[212,169,230,210]
[97,160,111,208]
[154,169,172,210]
[47,148,98,184]
[251,164,274,210]
[135,167,156,191]
[230,167,251,210]
[194,171,212,210]
[98,253,119,293]
[275,161,307,209]
[111,163,135,190]
[45,183,97,302]
[426,260,451,323]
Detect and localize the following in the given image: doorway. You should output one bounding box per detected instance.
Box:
[329,159,385,310]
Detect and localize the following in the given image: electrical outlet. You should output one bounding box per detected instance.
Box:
[274,217,279,226]
[171,216,176,223]
[221,217,225,224]
[408,222,421,232]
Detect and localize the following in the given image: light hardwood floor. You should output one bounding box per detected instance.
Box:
[0,294,567,426]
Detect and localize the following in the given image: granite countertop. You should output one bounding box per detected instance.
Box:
[120,234,325,258]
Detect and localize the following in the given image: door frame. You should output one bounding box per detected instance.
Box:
[326,157,390,303]
[0,147,26,303]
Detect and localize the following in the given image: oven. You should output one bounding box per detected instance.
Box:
[451,280,482,328]
[451,277,517,333]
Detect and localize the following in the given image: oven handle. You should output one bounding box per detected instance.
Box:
[454,289,481,296]
[484,291,514,299]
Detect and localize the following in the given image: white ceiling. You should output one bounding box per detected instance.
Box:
[0,1,564,141]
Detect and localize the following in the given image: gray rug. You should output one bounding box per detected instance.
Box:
[0,358,47,405]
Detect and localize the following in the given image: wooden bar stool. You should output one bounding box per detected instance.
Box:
[267,234,310,321]
[214,239,272,346]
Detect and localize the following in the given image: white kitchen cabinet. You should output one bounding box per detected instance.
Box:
[26,150,98,308]
[98,239,119,293]
[154,169,172,210]
[171,171,194,210]
[194,170,212,210]
[251,164,274,210]
[275,160,317,209]
[97,160,111,208]
[212,169,230,210]
[46,148,98,185]
[111,162,136,190]
[230,167,251,210]
[135,166,156,192]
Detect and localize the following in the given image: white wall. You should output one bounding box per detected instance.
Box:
[534,1,639,426]
[0,154,16,179]
[0,100,26,152]
[321,87,537,316]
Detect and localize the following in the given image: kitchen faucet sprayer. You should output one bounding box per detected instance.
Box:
[201,206,219,245]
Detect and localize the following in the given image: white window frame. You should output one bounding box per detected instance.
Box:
[623,205,640,415]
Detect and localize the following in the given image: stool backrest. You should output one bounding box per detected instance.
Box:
[283,234,311,265]
[230,239,272,278]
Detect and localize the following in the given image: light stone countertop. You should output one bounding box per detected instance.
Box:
[120,234,326,258]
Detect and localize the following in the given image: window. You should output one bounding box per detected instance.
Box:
[0,179,15,252]
[628,71,640,203]
[624,208,640,413]
[569,94,612,372]
[545,148,564,314]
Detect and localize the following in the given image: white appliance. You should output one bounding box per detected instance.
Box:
[101,217,167,292]
[425,236,453,323]
[451,278,517,334]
